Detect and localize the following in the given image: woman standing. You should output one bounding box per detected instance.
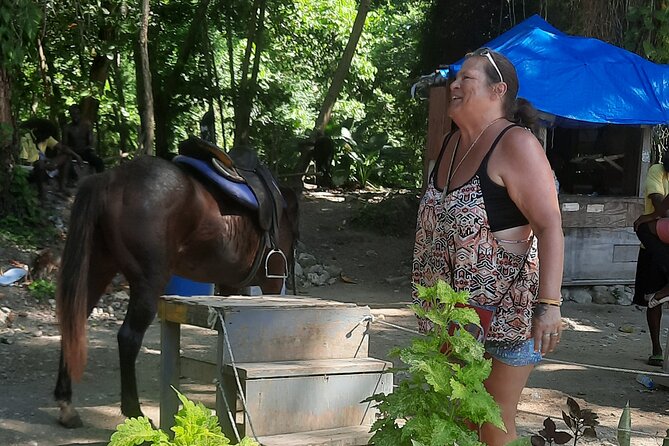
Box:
[412,49,564,445]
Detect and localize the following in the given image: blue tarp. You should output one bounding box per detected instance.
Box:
[439,15,669,127]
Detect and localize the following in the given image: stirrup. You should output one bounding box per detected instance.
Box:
[264,248,287,279]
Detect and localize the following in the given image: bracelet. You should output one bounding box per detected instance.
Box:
[537,298,562,307]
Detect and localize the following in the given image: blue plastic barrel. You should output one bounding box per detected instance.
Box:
[165,275,214,296]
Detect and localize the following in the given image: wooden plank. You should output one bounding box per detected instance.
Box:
[241,372,392,436]
[562,227,639,284]
[216,367,243,442]
[181,357,392,382]
[217,306,371,363]
[181,357,217,384]
[257,425,373,446]
[638,127,652,199]
[223,358,392,379]
[159,295,358,329]
[427,85,451,158]
[559,195,643,228]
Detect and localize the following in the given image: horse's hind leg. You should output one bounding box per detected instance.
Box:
[118,279,163,419]
[54,259,117,428]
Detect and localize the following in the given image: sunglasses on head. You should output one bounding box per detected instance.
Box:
[467,48,504,84]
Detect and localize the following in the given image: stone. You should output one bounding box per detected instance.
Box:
[611,285,633,305]
[570,288,592,304]
[591,286,616,304]
[0,308,8,327]
[560,287,571,301]
[306,264,325,275]
[293,261,303,278]
[297,253,317,269]
[324,264,342,277]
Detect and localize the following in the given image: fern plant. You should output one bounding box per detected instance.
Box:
[366,280,504,446]
[108,388,259,446]
[28,279,56,301]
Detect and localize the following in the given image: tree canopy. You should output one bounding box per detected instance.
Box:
[1,0,667,213]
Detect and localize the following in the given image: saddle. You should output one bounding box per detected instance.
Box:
[175,136,284,250]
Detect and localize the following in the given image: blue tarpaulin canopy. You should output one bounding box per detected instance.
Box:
[439,15,669,127]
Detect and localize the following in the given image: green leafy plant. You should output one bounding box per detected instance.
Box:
[559,397,598,445]
[366,280,503,446]
[28,279,56,301]
[0,167,55,248]
[507,397,598,446]
[108,388,259,446]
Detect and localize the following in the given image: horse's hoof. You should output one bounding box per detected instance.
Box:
[57,401,83,428]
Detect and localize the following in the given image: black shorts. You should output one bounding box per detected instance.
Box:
[633,246,667,306]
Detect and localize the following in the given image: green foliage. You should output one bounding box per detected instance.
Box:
[616,401,630,446]
[108,388,258,446]
[522,397,598,446]
[0,0,41,67]
[0,167,55,248]
[625,4,669,63]
[28,279,56,301]
[7,0,430,186]
[367,280,503,446]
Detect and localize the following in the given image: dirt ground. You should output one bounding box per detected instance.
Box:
[0,187,668,446]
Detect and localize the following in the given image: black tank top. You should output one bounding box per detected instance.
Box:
[431,124,529,232]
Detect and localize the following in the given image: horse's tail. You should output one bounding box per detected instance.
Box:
[57,175,107,381]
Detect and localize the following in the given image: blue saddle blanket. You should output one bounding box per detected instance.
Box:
[173,155,258,210]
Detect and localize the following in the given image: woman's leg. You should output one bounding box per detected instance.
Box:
[648,305,663,358]
[480,358,534,446]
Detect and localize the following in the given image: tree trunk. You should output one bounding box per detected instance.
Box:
[138,0,155,155]
[292,0,372,181]
[233,0,266,148]
[153,0,212,158]
[80,20,115,124]
[0,68,14,214]
[313,0,371,134]
[111,56,131,154]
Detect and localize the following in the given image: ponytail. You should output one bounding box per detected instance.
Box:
[509,97,539,134]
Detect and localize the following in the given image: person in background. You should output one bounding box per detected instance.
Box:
[62,104,104,173]
[312,130,335,188]
[632,151,669,367]
[412,48,564,445]
[20,118,82,198]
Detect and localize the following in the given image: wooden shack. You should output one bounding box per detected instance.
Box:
[426,86,649,285]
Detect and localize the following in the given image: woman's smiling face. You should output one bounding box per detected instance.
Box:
[448,57,494,119]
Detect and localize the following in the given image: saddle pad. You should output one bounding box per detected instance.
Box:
[173,155,258,210]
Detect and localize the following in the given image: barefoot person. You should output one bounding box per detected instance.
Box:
[62,104,104,174]
[412,48,564,445]
[632,153,669,367]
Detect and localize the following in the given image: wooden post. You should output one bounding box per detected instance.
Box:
[160,318,181,432]
[638,126,652,198]
[423,84,451,190]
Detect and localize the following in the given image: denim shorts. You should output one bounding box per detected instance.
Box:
[485,338,543,367]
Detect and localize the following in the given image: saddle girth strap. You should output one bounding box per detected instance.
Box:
[238,232,269,289]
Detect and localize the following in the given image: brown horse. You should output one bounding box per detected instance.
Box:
[54,155,299,428]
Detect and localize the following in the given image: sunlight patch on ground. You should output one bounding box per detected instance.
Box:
[140,346,161,355]
[307,191,345,202]
[534,362,587,373]
[562,316,602,332]
[371,308,414,318]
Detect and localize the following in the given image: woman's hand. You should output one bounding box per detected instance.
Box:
[531,304,562,354]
